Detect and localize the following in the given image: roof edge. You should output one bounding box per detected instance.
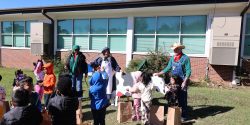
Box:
[0,0,248,15]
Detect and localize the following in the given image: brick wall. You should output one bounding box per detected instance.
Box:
[133,54,234,85]
[0,48,40,70]
[56,51,127,70]
[0,49,235,85]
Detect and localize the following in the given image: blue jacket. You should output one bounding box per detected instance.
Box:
[89,71,108,110]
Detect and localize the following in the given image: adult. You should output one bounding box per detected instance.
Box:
[94,47,121,105]
[65,45,88,98]
[154,43,191,121]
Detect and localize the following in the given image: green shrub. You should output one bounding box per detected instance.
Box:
[126,50,170,73]
[126,59,143,72]
[42,56,65,74]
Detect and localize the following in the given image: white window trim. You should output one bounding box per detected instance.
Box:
[132,51,207,57]
[0,46,30,50]
[56,49,126,54]
[133,15,208,56]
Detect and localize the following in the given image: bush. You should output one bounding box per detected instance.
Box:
[126,50,170,73]
[42,56,65,74]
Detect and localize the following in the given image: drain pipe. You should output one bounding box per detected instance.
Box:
[41,9,55,58]
[234,0,250,85]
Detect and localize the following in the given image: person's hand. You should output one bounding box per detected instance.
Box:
[126,88,129,91]
[181,81,187,90]
[84,74,88,82]
[39,83,43,86]
[153,72,160,76]
[64,65,68,70]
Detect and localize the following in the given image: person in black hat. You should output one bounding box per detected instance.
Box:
[94,47,121,105]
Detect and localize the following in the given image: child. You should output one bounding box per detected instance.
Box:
[19,76,42,112]
[165,75,181,107]
[0,75,6,101]
[128,72,154,125]
[12,69,25,92]
[48,75,79,125]
[1,89,42,125]
[130,71,142,121]
[43,62,56,109]
[33,59,44,101]
[89,62,109,125]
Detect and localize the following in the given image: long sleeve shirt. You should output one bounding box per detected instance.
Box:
[162,54,191,78]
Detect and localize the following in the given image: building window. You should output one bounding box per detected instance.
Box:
[244,14,250,57]
[1,21,31,48]
[134,15,207,54]
[57,18,127,51]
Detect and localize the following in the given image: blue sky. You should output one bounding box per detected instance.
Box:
[0,0,120,9]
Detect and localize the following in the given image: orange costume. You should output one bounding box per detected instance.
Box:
[43,63,56,94]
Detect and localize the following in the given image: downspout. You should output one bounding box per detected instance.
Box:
[41,9,55,58]
[234,0,250,85]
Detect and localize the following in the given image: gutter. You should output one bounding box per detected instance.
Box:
[0,0,248,15]
[41,9,55,58]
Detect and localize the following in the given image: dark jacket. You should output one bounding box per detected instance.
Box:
[48,95,79,125]
[94,56,121,72]
[1,105,42,125]
[94,56,121,91]
[30,92,42,112]
[66,52,88,75]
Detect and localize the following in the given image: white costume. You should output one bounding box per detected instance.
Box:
[101,59,115,95]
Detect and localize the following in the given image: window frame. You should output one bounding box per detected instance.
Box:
[243,14,250,58]
[57,18,127,52]
[1,21,31,48]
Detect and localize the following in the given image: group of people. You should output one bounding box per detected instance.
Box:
[87,43,191,125]
[0,42,191,125]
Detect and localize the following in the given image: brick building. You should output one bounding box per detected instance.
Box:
[0,0,250,85]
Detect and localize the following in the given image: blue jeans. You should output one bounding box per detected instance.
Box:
[72,74,83,97]
[178,89,188,118]
[44,93,52,109]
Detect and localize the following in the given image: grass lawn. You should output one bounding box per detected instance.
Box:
[1,67,250,125]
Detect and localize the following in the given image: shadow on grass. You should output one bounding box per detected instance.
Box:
[82,109,116,121]
[188,105,234,120]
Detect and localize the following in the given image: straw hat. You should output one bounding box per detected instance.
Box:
[170,43,185,50]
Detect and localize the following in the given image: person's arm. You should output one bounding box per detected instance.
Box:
[184,56,191,79]
[81,53,88,81]
[34,61,41,74]
[181,56,191,90]
[154,57,173,76]
[64,54,72,70]
[111,57,121,72]
[129,85,140,93]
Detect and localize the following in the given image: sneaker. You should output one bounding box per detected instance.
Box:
[181,117,188,122]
